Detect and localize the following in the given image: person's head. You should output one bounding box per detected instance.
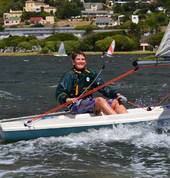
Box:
[72,51,87,70]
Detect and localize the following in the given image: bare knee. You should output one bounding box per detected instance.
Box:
[95,97,107,105]
[111,99,119,108]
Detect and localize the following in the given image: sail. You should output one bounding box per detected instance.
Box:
[106,40,115,57]
[156,22,170,58]
[54,42,67,56]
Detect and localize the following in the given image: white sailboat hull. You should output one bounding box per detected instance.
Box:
[0,105,170,142]
[54,53,68,57]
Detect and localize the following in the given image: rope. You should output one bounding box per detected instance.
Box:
[155,91,170,106]
[127,100,144,108]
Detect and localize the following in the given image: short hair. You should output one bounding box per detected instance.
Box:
[71,51,86,61]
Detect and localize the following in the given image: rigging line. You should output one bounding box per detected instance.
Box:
[127,100,144,108]
[155,91,170,106]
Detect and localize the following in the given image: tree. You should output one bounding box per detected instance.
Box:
[0,25,4,31]
[18,41,32,50]
[57,1,81,19]
[95,37,113,51]
[0,40,6,49]
[45,33,78,42]
[64,40,80,54]
[148,32,164,47]
[146,13,168,33]
[44,41,56,52]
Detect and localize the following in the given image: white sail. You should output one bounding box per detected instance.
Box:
[54,42,67,56]
[106,40,115,57]
[156,22,170,58]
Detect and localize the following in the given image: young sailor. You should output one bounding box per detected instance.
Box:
[56,51,127,115]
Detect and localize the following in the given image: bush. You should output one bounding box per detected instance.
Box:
[44,41,56,52]
[0,25,4,31]
[95,37,113,51]
[18,41,32,50]
[148,32,164,47]
[4,36,26,47]
[0,40,6,49]
[112,34,138,51]
[45,33,78,42]
[64,40,81,54]
[41,47,49,54]
[31,23,44,28]
[82,31,126,51]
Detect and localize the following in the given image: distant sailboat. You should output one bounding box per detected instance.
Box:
[54,42,67,56]
[106,40,115,57]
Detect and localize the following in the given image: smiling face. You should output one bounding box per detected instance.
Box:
[72,54,87,70]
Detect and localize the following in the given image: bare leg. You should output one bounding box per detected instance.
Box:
[95,97,116,115]
[111,99,128,114]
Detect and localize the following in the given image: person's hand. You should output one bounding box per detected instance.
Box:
[116,93,127,103]
[66,98,77,104]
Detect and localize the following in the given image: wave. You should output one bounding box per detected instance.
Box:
[0,90,21,100]
[0,123,170,153]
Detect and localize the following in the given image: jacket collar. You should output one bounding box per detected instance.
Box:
[73,67,90,74]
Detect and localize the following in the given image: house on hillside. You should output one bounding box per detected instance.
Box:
[29,16,54,25]
[132,15,139,24]
[3,10,22,27]
[95,17,113,28]
[24,0,56,14]
[81,3,113,21]
[29,16,44,25]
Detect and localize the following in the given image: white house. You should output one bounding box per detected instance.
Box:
[132,15,139,24]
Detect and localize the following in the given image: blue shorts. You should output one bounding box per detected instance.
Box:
[69,97,95,114]
[69,97,114,114]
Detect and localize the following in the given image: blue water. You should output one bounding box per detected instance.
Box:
[0,55,170,178]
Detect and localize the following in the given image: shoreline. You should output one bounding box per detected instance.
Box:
[0,51,155,57]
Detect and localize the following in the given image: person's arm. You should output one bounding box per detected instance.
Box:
[55,72,73,104]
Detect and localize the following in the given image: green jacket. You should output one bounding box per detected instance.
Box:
[56,67,117,104]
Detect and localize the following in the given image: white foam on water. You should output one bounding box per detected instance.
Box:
[24,60,29,62]
[8,124,167,150]
[0,90,21,100]
[49,84,57,88]
[132,131,170,149]
[0,124,170,157]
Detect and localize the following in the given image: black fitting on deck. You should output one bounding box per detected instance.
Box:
[132,60,139,71]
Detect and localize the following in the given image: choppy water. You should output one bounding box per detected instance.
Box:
[0,55,170,178]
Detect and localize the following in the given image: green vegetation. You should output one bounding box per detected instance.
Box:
[0,31,141,54]
[148,32,164,48]
[0,0,25,15]
[1,0,170,54]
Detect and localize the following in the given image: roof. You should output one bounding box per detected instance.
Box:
[30,16,43,23]
[96,17,112,23]
[6,16,21,21]
[84,3,103,10]
[81,10,110,14]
